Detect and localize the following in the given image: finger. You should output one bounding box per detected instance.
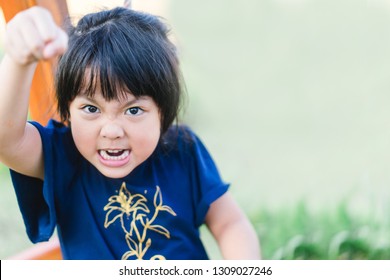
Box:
[4,7,52,64]
[27,6,57,43]
[4,25,39,64]
[42,28,68,59]
[18,17,46,60]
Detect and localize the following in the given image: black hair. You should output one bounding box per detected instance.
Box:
[55,7,182,134]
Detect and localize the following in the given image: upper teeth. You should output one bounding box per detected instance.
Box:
[100,150,129,160]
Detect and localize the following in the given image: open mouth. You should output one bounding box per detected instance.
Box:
[99,149,130,161]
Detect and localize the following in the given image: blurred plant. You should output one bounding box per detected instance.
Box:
[251,199,390,260]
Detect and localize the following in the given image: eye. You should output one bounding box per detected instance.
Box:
[82,105,100,114]
[125,107,144,116]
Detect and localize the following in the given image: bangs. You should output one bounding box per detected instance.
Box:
[79,63,132,102]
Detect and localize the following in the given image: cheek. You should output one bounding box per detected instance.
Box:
[70,121,98,152]
[141,129,160,151]
[149,113,162,140]
[133,116,161,153]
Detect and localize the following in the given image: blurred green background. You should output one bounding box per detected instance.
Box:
[1,0,390,259]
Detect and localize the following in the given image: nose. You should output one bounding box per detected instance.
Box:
[100,121,125,139]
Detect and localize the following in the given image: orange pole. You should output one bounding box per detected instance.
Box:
[1,0,67,258]
[0,0,68,125]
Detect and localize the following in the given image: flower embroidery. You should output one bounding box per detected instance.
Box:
[104,182,176,260]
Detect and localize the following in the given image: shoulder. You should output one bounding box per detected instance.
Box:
[154,124,214,164]
[159,124,199,153]
[30,119,79,160]
[30,119,71,137]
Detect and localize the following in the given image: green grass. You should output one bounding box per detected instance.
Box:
[0,164,32,259]
[201,197,390,260]
[252,201,390,259]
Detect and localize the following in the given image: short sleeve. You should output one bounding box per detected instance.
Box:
[10,120,78,243]
[181,128,230,226]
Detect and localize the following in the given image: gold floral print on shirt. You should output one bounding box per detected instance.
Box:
[104,182,176,260]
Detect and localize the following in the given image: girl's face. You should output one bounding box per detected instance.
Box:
[69,90,161,179]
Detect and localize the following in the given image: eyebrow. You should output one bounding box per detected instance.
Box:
[80,95,151,107]
[123,96,152,107]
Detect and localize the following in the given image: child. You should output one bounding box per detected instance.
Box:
[0,6,260,260]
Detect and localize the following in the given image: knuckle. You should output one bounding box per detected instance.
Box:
[14,52,32,65]
[32,6,53,23]
[20,49,36,62]
[20,49,30,60]
[31,43,43,53]
[29,6,48,16]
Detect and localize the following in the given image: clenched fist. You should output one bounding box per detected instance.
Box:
[4,6,68,65]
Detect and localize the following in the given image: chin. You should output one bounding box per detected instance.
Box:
[97,166,134,179]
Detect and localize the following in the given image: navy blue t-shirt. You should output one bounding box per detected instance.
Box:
[10,120,229,260]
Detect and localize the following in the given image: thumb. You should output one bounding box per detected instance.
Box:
[42,28,68,59]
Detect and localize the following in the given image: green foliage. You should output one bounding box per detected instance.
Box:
[252,201,390,259]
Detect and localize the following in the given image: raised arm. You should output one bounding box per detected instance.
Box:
[205,192,261,259]
[0,7,68,179]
